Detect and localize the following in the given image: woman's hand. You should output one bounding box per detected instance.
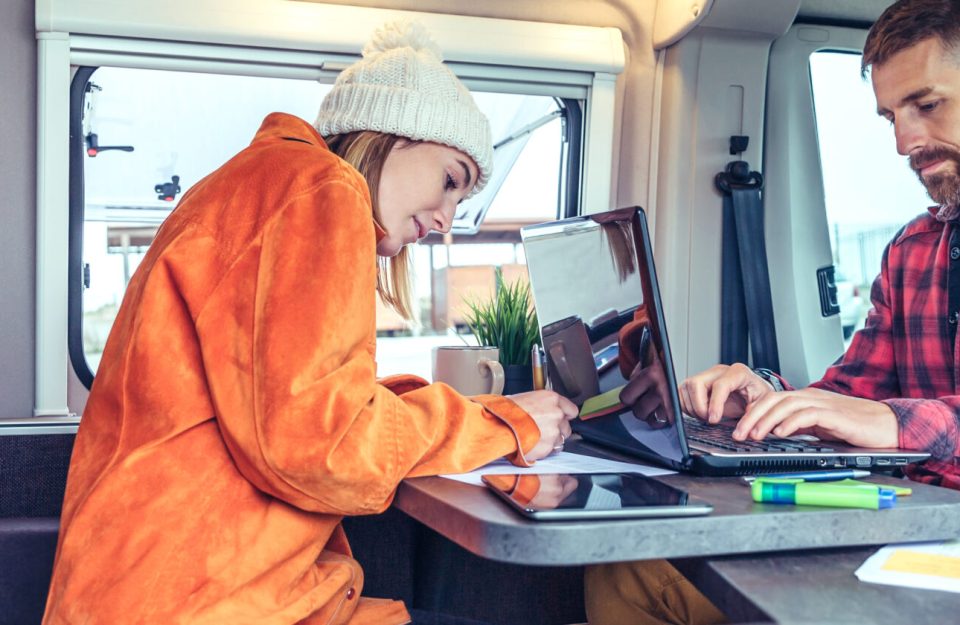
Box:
[620,359,672,428]
[528,474,580,509]
[508,390,578,461]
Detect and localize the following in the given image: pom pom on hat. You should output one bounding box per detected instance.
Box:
[315,20,493,194]
[362,20,443,61]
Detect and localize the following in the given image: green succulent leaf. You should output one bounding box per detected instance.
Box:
[462,268,540,366]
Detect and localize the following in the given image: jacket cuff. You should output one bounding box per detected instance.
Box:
[378,374,430,396]
[472,394,540,467]
[510,475,542,505]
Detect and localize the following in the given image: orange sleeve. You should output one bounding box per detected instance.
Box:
[618,307,652,378]
[378,376,538,469]
[194,177,539,516]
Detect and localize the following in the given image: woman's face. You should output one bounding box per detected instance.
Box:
[376,140,480,257]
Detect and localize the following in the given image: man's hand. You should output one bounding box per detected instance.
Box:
[733,387,899,448]
[679,363,774,424]
[508,390,578,461]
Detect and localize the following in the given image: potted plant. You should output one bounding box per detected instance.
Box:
[462,268,540,395]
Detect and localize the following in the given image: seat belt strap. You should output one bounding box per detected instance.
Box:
[720,191,749,365]
[716,156,781,374]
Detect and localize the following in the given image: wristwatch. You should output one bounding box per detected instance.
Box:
[753,367,785,392]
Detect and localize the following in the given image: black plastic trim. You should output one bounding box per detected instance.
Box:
[68,67,98,390]
[557,97,583,218]
[794,17,874,31]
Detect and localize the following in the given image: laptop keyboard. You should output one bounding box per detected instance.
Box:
[683,417,835,453]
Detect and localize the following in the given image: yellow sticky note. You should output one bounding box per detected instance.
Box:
[881,550,960,579]
[579,385,625,420]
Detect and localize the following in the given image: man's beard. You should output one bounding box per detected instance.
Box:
[910,145,960,222]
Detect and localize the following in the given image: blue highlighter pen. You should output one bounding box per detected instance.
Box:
[742,469,871,483]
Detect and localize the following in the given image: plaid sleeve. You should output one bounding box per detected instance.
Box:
[813,223,960,460]
[883,397,960,460]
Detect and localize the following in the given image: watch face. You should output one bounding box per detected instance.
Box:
[754,368,783,392]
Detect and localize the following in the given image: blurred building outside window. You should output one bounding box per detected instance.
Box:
[79,67,566,380]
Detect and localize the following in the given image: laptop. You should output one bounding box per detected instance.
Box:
[521,207,929,476]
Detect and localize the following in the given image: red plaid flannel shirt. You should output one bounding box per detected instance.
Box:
[807,208,960,490]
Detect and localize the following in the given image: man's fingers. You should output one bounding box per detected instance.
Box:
[683,379,711,419]
[706,371,746,423]
[746,398,803,440]
[678,382,694,415]
[681,366,728,419]
[770,409,822,439]
[733,390,782,440]
[738,392,820,441]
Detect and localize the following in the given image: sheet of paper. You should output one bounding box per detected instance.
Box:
[441,451,675,486]
[855,540,960,593]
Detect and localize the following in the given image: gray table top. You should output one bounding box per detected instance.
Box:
[680,546,960,625]
[394,440,960,566]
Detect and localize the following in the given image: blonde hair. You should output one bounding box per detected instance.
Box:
[324,131,416,320]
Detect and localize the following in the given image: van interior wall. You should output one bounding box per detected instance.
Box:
[0,0,38,419]
[655,27,777,381]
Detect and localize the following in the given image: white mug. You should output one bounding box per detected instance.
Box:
[432,346,505,396]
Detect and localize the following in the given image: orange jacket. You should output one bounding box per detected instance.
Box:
[43,113,539,625]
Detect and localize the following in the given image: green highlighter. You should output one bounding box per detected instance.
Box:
[751,478,897,510]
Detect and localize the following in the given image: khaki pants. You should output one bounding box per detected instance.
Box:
[585,559,727,625]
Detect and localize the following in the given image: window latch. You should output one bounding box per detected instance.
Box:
[85,132,134,157]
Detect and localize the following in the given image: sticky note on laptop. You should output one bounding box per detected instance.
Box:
[579,384,626,420]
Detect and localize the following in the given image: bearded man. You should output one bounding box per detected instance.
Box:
[587,1,960,624]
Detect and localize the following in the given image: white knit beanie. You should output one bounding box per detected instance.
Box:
[315,21,493,193]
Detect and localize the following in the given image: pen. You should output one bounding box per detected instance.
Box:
[751,480,896,510]
[531,344,545,391]
[831,479,912,496]
[742,469,871,483]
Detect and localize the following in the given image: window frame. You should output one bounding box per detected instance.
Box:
[66,69,583,388]
[763,24,868,386]
[36,1,624,414]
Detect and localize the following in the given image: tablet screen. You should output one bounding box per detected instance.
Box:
[482,472,712,520]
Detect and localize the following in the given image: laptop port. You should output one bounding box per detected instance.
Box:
[855,456,871,467]
[895,457,908,465]
[875,458,891,466]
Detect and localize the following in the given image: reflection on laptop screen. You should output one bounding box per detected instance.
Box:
[522,207,687,467]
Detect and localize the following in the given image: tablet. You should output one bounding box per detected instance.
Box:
[482,472,713,521]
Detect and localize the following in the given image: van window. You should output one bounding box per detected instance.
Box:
[72,67,573,385]
[809,51,932,342]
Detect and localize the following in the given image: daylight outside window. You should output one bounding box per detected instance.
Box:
[76,67,569,382]
[809,51,933,344]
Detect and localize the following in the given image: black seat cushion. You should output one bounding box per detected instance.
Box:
[0,518,59,625]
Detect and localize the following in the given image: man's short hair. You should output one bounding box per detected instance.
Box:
[862,0,960,76]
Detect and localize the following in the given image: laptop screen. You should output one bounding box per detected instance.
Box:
[522,207,689,468]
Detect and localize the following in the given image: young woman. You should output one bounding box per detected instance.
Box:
[43,21,576,625]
